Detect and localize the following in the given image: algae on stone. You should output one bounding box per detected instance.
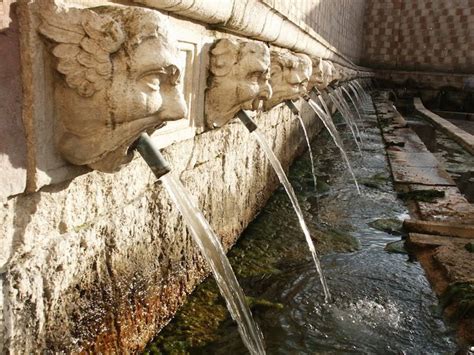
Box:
[397,189,445,203]
[368,218,404,236]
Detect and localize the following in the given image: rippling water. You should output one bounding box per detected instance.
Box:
[145,102,457,354]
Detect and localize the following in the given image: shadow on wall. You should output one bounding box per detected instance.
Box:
[304,0,366,62]
[0,2,28,197]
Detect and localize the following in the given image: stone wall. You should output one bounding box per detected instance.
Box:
[261,0,367,63]
[362,0,474,73]
[0,0,371,352]
[1,101,321,353]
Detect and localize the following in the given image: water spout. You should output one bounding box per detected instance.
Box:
[237,111,331,303]
[136,133,266,355]
[305,93,361,194]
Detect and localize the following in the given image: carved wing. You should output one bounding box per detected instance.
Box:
[38,1,125,97]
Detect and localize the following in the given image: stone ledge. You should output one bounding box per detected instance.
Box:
[132,0,366,71]
[414,97,474,155]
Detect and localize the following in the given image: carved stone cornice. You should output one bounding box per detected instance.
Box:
[132,0,360,70]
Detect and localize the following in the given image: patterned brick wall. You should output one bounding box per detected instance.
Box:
[362,0,474,73]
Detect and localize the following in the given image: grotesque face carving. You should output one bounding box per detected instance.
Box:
[309,59,334,91]
[38,3,187,172]
[329,63,343,86]
[262,50,312,111]
[205,38,272,128]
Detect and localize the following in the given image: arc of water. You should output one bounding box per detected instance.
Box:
[336,87,365,148]
[334,87,363,142]
[348,82,364,112]
[286,101,318,192]
[341,86,362,122]
[327,88,361,152]
[137,133,266,355]
[251,128,331,302]
[305,98,361,194]
[237,110,331,302]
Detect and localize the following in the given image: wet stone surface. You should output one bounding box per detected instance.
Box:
[144,101,457,354]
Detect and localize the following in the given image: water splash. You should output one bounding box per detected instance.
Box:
[306,97,360,194]
[251,128,331,302]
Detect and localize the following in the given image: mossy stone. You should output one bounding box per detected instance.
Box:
[368,218,404,236]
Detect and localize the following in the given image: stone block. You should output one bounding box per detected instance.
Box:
[0,7,28,201]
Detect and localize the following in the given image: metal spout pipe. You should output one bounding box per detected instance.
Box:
[285,100,300,116]
[237,110,258,132]
[136,133,171,179]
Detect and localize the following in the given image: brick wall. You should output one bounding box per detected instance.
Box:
[362,0,474,73]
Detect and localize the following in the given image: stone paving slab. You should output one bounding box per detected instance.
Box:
[404,219,474,239]
[383,129,430,152]
[407,184,474,224]
[391,166,455,186]
[387,151,441,168]
[408,233,471,247]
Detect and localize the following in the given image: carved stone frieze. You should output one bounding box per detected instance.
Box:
[205,38,272,128]
[37,1,187,172]
[262,49,312,111]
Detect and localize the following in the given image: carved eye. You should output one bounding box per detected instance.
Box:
[248,71,263,81]
[141,74,161,91]
[138,65,181,91]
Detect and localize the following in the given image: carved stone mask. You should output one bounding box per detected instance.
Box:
[263,50,312,111]
[38,2,187,172]
[329,63,343,86]
[307,57,323,92]
[205,38,272,128]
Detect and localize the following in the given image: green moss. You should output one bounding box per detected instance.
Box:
[144,281,228,354]
[441,282,474,321]
[360,172,389,189]
[325,228,361,252]
[397,189,445,203]
[465,242,474,253]
[246,296,284,311]
[368,218,404,236]
[384,240,407,254]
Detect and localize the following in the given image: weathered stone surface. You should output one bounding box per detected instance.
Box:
[37,2,187,172]
[404,219,474,239]
[205,38,271,128]
[1,101,321,353]
[0,7,27,201]
[263,49,312,111]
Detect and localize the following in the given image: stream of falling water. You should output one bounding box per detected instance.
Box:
[334,88,364,146]
[349,82,364,110]
[306,97,360,194]
[328,89,361,151]
[341,86,362,122]
[159,174,266,355]
[295,114,318,191]
[251,129,331,303]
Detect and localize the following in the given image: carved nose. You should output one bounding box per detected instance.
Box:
[159,86,187,120]
[289,71,303,85]
[259,83,272,100]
